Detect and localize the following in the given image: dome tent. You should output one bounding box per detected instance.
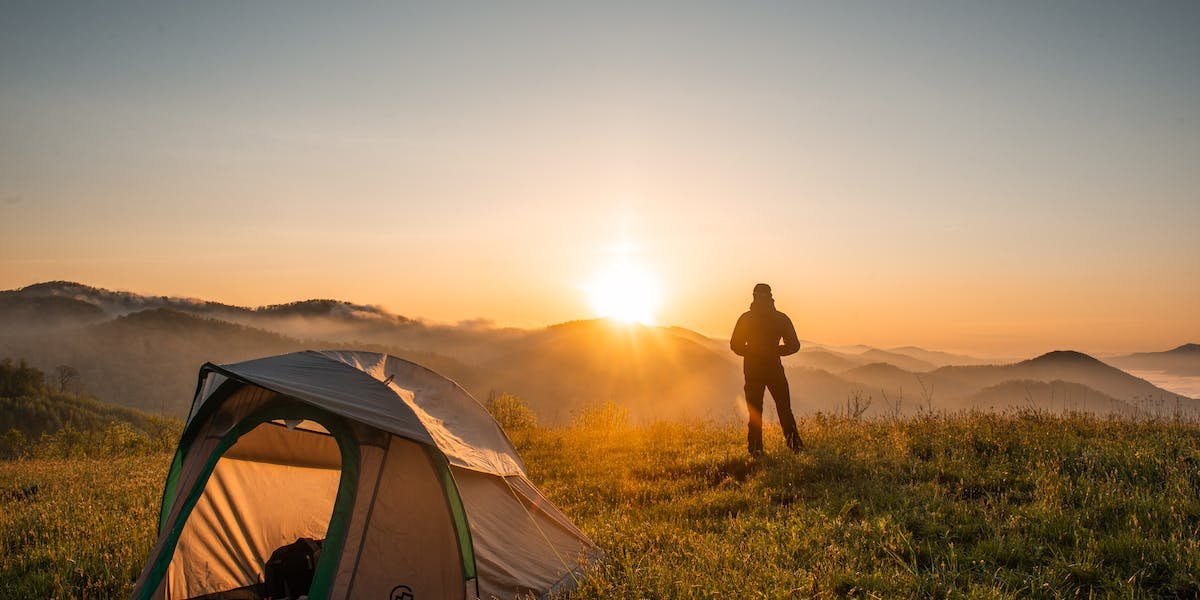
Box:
[132,350,599,600]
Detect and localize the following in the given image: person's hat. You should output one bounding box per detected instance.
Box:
[753,283,772,296]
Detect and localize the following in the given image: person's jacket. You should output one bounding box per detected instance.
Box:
[730,299,800,373]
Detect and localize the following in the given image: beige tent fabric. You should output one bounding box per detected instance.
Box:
[503,476,593,543]
[223,420,341,468]
[210,352,437,447]
[316,351,525,476]
[326,440,384,600]
[165,422,345,596]
[134,353,601,600]
[451,467,599,600]
[166,455,340,598]
[136,385,281,598]
[341,436,465,600]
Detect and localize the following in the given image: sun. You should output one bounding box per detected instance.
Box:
[583,261,662,325]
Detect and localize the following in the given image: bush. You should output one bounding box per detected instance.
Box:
[485,392,539,431]
[0,428,28,459]
[570,400,631,431]
[33,426,87,460]
[100,422,151,456]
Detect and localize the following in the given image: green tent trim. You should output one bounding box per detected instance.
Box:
[137,403,360,600]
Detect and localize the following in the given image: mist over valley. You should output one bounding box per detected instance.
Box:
[2,281,1197,423]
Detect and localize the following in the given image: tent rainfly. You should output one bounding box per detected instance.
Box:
[131,350,600,600]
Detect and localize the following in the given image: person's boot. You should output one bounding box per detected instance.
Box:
[748,430,764,458]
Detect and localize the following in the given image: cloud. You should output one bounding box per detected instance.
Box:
[457,317,496,330]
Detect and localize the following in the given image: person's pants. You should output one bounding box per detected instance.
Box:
[745,367,802,453]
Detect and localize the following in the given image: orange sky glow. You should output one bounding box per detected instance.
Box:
[2,3,1198,357]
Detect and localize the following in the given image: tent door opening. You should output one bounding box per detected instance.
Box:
[163,416,351,600]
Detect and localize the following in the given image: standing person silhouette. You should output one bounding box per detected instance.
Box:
[730,283,804,456]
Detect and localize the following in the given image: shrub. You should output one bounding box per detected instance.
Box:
[100,422,152,456]
[485,392,539,431]
[570,400,631,431]
[0,428,28,459]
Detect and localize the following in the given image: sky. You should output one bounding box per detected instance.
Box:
[2,1,1198,356]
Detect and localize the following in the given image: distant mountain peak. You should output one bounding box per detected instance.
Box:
[254,298,409,323]
[846,362,911,375]
[548,317,658,333]
[18,280,91,291]
[1026,350,1104,365]
[1170,343,1200,354]
[15,280,107,296]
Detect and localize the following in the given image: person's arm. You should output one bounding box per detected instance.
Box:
[778,315,801,356]
[730,314,749,356]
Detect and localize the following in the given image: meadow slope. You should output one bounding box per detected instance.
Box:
[3,414,1200,598]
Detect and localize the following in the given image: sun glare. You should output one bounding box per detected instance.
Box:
[584,261,662,325]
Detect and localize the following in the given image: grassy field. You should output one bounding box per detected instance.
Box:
[3,413,1200,598]
[0,455,165,599]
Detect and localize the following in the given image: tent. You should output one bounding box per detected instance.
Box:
[132,350,600,600]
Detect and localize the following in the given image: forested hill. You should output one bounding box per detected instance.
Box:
[2,281,1197,423]
[0,359,180,459]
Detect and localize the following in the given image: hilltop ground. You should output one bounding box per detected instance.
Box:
[3,413,1199,599]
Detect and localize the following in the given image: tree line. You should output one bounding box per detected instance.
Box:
[0,358,181,459]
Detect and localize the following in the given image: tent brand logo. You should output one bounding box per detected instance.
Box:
[390,584,414,600]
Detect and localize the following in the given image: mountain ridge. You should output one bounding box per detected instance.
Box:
[2,281,1196,420]
[1106,344,1200,377]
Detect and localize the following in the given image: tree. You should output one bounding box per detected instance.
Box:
[0,358,46,398]
[54,365,80,394]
